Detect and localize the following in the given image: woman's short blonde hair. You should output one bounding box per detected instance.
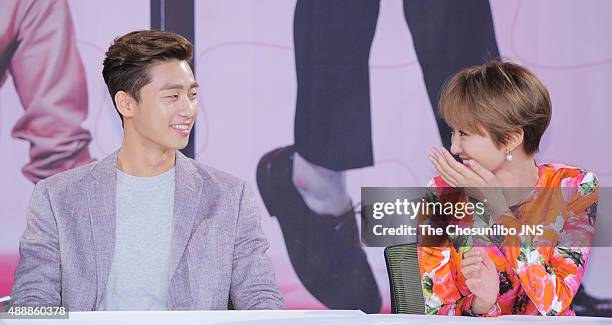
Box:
[439,60,552,155]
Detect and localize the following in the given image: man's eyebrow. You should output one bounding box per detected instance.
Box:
[159,82,199,91]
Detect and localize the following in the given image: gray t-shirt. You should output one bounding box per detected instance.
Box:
[99,167,175,311]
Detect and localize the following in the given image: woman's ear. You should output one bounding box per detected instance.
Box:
[507,129,524,152]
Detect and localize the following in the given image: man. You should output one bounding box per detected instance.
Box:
[11,30,284,311]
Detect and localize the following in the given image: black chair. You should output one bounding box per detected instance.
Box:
[384,242,425,314]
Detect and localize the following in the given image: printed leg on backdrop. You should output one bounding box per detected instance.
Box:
[403,0,500,150]
[256,0,381,313]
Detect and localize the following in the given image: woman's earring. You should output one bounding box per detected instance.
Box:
[505,149,513,161]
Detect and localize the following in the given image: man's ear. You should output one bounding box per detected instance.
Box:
[115,91,137,119]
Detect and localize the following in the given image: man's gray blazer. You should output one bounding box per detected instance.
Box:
[11,150,284,311]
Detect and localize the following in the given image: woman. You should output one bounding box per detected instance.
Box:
[420,61,599,316]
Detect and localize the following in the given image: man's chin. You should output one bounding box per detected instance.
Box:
[172,142,189,150]
[161,140,189,151]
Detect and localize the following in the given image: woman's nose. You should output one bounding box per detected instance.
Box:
[450,137,461,155]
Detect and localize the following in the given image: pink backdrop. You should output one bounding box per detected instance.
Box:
[1,0,611,312]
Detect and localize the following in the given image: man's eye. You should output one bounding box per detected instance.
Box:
[459,131,468,136]
[166,95,178,99]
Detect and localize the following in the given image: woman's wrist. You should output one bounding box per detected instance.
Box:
[471,295,497,315]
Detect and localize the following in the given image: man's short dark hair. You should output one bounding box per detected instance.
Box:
[102,30,193,125]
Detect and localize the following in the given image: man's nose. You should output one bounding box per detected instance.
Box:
[179,96,195,118]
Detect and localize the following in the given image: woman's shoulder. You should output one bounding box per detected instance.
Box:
[538,162,598,190]
[425,176,463,199]
[427,176,449,188]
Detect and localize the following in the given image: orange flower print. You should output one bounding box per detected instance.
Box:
[521,263,554,311]
[550,253,578,280]
[419,247,448,274]
[433,266,460,303]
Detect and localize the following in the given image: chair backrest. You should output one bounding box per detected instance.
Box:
[384,242,425,314]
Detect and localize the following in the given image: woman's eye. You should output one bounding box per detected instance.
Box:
[459,131,468,136]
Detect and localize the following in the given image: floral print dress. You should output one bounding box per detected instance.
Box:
[418,163,599,316]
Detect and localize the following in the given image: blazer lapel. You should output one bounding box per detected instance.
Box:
[86,151,119,309]
[168,151,203,278]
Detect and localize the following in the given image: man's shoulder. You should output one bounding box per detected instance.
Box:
[37,159,97,192]
[186,157,247,196]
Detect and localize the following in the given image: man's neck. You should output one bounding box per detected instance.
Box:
[117,138,176,177]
